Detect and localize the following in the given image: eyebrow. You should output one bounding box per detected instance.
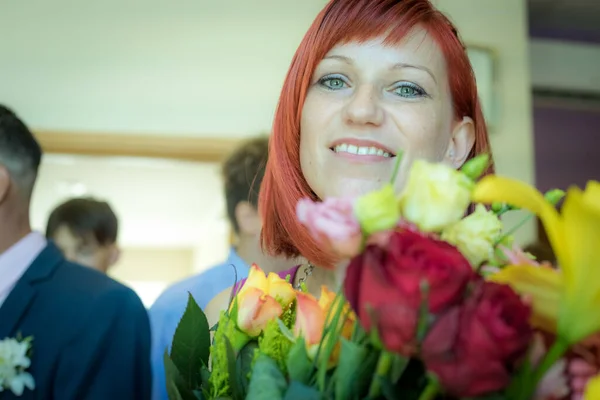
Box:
[323,55,437,83]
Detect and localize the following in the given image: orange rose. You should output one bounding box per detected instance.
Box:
[294,286,355,365]
[234,264,296,337]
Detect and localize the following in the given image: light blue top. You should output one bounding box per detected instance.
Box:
[148,248,249,400]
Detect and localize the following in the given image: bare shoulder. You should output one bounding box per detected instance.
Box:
[205,286,233,328]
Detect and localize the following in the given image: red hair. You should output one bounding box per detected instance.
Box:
[259,0,494,268]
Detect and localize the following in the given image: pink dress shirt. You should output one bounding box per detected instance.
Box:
[0,232,47,308]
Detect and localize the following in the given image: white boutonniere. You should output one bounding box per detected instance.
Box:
[0,336,35,396]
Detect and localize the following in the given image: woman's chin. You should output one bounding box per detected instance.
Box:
[321,177,401,199]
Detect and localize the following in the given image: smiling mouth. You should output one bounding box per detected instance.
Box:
[330,143,396,158]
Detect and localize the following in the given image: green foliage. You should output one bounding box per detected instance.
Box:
[235,341,258,394]
[164,350,197,400]
[334,338,370,400]
[258,319,294,373]
[170,294,210,390]
[246,354,287,400]
[224,337,243,400]
[283,381,323,400]
[208,312,233,398]
[286,337,314,385]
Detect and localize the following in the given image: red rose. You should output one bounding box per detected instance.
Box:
[343,229,475,355]
[422,281,533,397]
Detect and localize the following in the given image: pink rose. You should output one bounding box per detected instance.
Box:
[296,197,362,258]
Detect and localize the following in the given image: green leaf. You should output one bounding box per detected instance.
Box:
[276,318,296,342]
[236,341,258,394]
[229,295,239,321]
[246,354,287,400]
[315,292,346,389]
[283,381,322,400]
[171,294,210,389]
[334,339,369,400]
[380,376,402,400]
[163,350,197,400]
[287,337,314,384]
[200,364,210,387]
[389,354,410,382]
[224,336,243,400]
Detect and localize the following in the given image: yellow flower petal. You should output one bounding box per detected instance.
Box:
[265,272,296,306]
[584,374,600,400]
[473,176,565,264]
[489,265,562,333]
[317,285,336,311]
[240,264,268,295]
[557,186,600,343]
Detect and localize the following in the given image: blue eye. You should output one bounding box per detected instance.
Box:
[318,75,348,90]
[393,82,426,98]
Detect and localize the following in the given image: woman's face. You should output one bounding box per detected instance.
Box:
[300,27,474,199]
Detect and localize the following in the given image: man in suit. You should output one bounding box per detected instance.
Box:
[0,105,151,399]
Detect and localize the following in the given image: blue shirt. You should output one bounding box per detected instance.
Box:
[148,248,249,400]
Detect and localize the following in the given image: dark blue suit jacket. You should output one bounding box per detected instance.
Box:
[0,243,151,399]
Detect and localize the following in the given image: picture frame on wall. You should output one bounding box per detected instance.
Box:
[466,46,497,131]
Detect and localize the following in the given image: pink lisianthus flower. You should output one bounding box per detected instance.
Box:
[529,333,569,400]
[296,197,363,259]
[501,244,554,268]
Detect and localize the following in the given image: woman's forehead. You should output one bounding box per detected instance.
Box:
[321,28,447,75]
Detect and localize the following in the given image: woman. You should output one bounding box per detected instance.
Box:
[204,0,492,326]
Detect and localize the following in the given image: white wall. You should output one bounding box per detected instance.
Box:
[1,0,536,254]
[435,0,535,243]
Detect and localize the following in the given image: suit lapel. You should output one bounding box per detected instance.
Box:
[0,243,63,339]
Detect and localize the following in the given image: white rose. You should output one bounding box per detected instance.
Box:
[0,338,35,396]
[441,204,503,266]
[399,160,474,232]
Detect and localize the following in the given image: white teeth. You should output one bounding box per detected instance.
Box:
[333,144,392,157]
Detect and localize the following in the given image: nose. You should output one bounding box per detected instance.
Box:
[343,84,384,127]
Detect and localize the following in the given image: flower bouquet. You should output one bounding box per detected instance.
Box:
[165,154,600,399]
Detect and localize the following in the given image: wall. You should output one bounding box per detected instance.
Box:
[435,0,535,243]
[532,100,600,193]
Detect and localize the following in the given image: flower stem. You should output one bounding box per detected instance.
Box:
[494,214,533,245]
[389,150,404,184]
[368,351,394,398]
[417,378,439,400]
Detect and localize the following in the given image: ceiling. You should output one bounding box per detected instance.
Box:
[529,0,600,42]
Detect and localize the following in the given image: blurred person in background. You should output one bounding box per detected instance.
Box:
[149,135,294,400]
[46,197,120,274]
[0,105,151,399]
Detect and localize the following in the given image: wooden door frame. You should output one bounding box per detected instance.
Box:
[34,130,242,163]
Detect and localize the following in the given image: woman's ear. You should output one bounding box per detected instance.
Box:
[445,116,475,168]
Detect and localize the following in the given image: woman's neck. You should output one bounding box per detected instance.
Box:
[295,261,348,298]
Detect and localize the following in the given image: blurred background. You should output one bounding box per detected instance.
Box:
[0,0,598,306]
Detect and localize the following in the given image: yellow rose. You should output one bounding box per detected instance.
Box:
[234,264,296,337]
[441,204,503,266]
[400,160,474,232]
[354,184,400,235]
